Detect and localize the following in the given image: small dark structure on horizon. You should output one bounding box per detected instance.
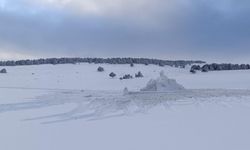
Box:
[135,71,143,78]
[97,66,104,72]
[120,74,133,80]
[0,68,7,73]
[109,72,116,78]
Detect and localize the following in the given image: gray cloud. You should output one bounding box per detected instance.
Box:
[0,0,250,62]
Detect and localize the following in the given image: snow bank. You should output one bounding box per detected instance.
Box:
[141,71,185,92]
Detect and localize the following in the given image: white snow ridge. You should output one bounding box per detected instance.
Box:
[140,71,185,92]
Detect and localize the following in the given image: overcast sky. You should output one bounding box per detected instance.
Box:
[0,0,249,62]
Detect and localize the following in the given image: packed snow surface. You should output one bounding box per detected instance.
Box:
[1,89,250,124]
[1,64,250,150]
[140,71,185,92]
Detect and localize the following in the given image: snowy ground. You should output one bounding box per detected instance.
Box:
[1,64,250,150]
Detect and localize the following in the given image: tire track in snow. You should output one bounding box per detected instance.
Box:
[0,89,250,124]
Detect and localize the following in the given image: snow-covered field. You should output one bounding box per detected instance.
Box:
[1,63,250,150]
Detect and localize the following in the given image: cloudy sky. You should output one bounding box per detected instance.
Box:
[0,0,249,62]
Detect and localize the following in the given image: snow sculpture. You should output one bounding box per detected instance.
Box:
[140,71,185,92]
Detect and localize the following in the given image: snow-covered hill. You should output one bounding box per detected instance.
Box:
[1,63,250,150]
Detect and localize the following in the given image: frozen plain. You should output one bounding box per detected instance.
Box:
[1,63,250,150]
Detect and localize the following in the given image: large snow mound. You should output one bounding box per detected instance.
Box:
[141,71,185,92]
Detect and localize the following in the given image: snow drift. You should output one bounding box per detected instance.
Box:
[140,71,185,92]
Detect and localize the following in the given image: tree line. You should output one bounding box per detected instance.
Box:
[191,63,250,73]
[0,57,205,67]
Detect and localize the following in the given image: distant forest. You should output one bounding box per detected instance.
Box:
[191,63,250,73]
[0,58,205,67]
